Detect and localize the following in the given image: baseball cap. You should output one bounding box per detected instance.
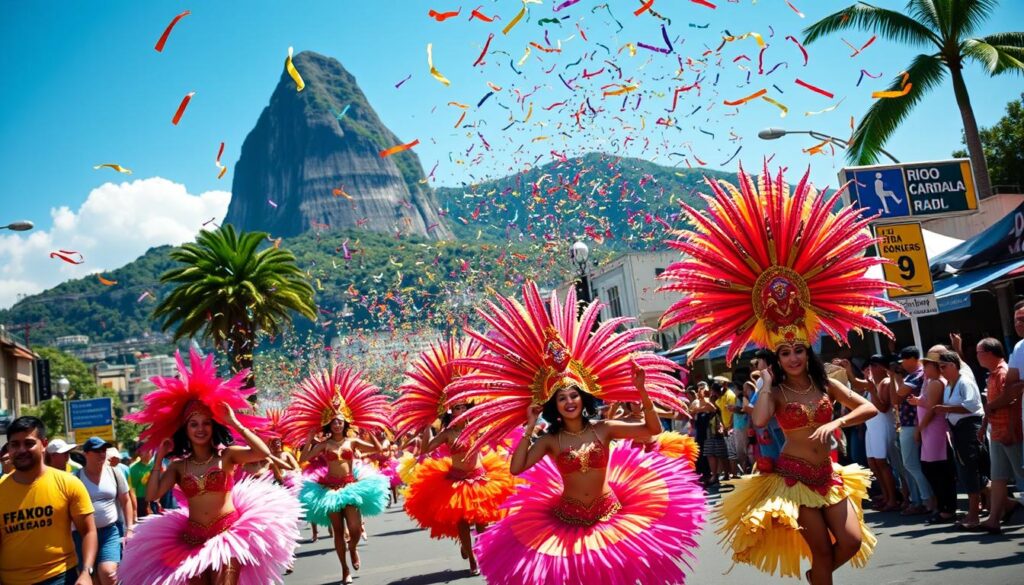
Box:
[82,437,113,452]
[867,354,888,366]
[45,439,77,455]
[898,346,921,360]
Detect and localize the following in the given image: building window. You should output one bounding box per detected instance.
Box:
[19,382,32,407]
[655,268,666,277]
[606,286,623,318]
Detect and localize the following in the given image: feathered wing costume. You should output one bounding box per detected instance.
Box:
[659,163,901,578]
[286,366,391,525]
[120,350,300,585]
[394,337,518,539]
[448,282,705,585]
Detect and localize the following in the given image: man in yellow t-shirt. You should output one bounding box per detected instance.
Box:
[0,416,97,585]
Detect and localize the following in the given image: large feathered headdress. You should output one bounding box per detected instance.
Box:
[659,163,902,364]
[127,348,265,452]
[282,365,390,447]
[446,280,688,452]
[392,337,483,439]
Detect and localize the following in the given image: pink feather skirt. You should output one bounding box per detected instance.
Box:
[474,441,707,585]
[119,476,302,585]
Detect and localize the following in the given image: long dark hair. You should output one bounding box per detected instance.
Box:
[770,344,829,393]
[322,418,350,440]
[542,386,598,436]
[170,420,234,458]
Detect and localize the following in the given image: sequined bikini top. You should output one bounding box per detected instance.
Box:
[323,447,354,461]
[180,462,234,498]
[775,390,833,432]
[555,428,609,474]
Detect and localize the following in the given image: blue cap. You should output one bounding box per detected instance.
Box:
[82,437,112,452]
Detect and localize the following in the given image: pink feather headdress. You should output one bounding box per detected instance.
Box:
[659,162,903,364]
[446,280,688,453]
[392,336,483,439]
[127,348,264,453]
[282,365,390,447]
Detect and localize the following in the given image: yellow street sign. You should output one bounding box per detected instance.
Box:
[71,425,116,443]
[874,222,934,298]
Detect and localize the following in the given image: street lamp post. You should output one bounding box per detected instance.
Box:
[1,221,34,232]
[570,241,591,309]
[757,127,901,164]
[56,377,70,440]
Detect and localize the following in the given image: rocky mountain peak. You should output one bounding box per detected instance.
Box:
[224,51,452,240]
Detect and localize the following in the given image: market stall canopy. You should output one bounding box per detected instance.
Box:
[930,201,1024,277]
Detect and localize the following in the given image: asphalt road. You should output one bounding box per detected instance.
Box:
[285,489,1023,585]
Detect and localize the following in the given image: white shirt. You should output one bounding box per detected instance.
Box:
[1009,339,1024,431]
[943,377,984,426]
[76,465,128,529]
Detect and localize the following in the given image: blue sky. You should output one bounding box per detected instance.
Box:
[0,0,1022,306]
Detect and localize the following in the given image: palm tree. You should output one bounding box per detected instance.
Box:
[154,225,317,390]
[804,0,1024,199]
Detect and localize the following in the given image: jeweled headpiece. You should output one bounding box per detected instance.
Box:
[281,365,390,447]
[659,162,902,363]
[446,281,688,453]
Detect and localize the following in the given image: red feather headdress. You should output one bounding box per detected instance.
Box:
[446,280,688,453]
[392,337,483,439]
[127,348,264,453]
[659,162,903,363]
[282,365,390,447]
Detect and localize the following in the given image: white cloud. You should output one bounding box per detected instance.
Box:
[0,177,229,309]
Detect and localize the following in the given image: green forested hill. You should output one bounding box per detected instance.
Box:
[436,152,737,245]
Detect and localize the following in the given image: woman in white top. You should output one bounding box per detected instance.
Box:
[74,437,133,585]
[933,351,986,529]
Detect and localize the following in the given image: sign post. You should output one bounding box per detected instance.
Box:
[873,222,936,352]
[843,159,979,353]
[840,159,978,223]
[67,397,115,443]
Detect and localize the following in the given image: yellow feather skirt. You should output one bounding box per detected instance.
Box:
[715,462,876,578]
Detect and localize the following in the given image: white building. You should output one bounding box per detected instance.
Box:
[137,355,178,382]
[54,335,89,348]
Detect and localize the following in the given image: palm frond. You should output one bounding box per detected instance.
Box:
[847,53,948,165]
[963,37,1024,75]
[908,0,944,35]
[950,0,1000,38]
[803,2,941,49]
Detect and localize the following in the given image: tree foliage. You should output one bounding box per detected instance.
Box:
[953,93,1024,191]
[20,346,141,446]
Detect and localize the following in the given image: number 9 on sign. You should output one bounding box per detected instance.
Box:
[897,255,915,281]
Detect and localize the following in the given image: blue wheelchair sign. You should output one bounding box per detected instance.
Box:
[849,168,910,219]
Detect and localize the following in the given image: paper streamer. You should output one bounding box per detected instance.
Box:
[154,10,190,52]
[873,71,912,98]
[723,88,766,106]
[171,92,195,125]
[761,95,788,117]
[428,8,461,21]
[805,97,845,116]
[503,4,527,35]
[93,164,132,175]
[215,141,227,179]
[553,0,582,11]
[474,33,494,66]
[785,0,804,18]
[634,0,655,16]
[427,43,451,86]
[97,275,118,286]
[286,47,305,92]
[49,250,84,265]
[380,139,420,158]
[785,35,808,66]
[795,78,834,98]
